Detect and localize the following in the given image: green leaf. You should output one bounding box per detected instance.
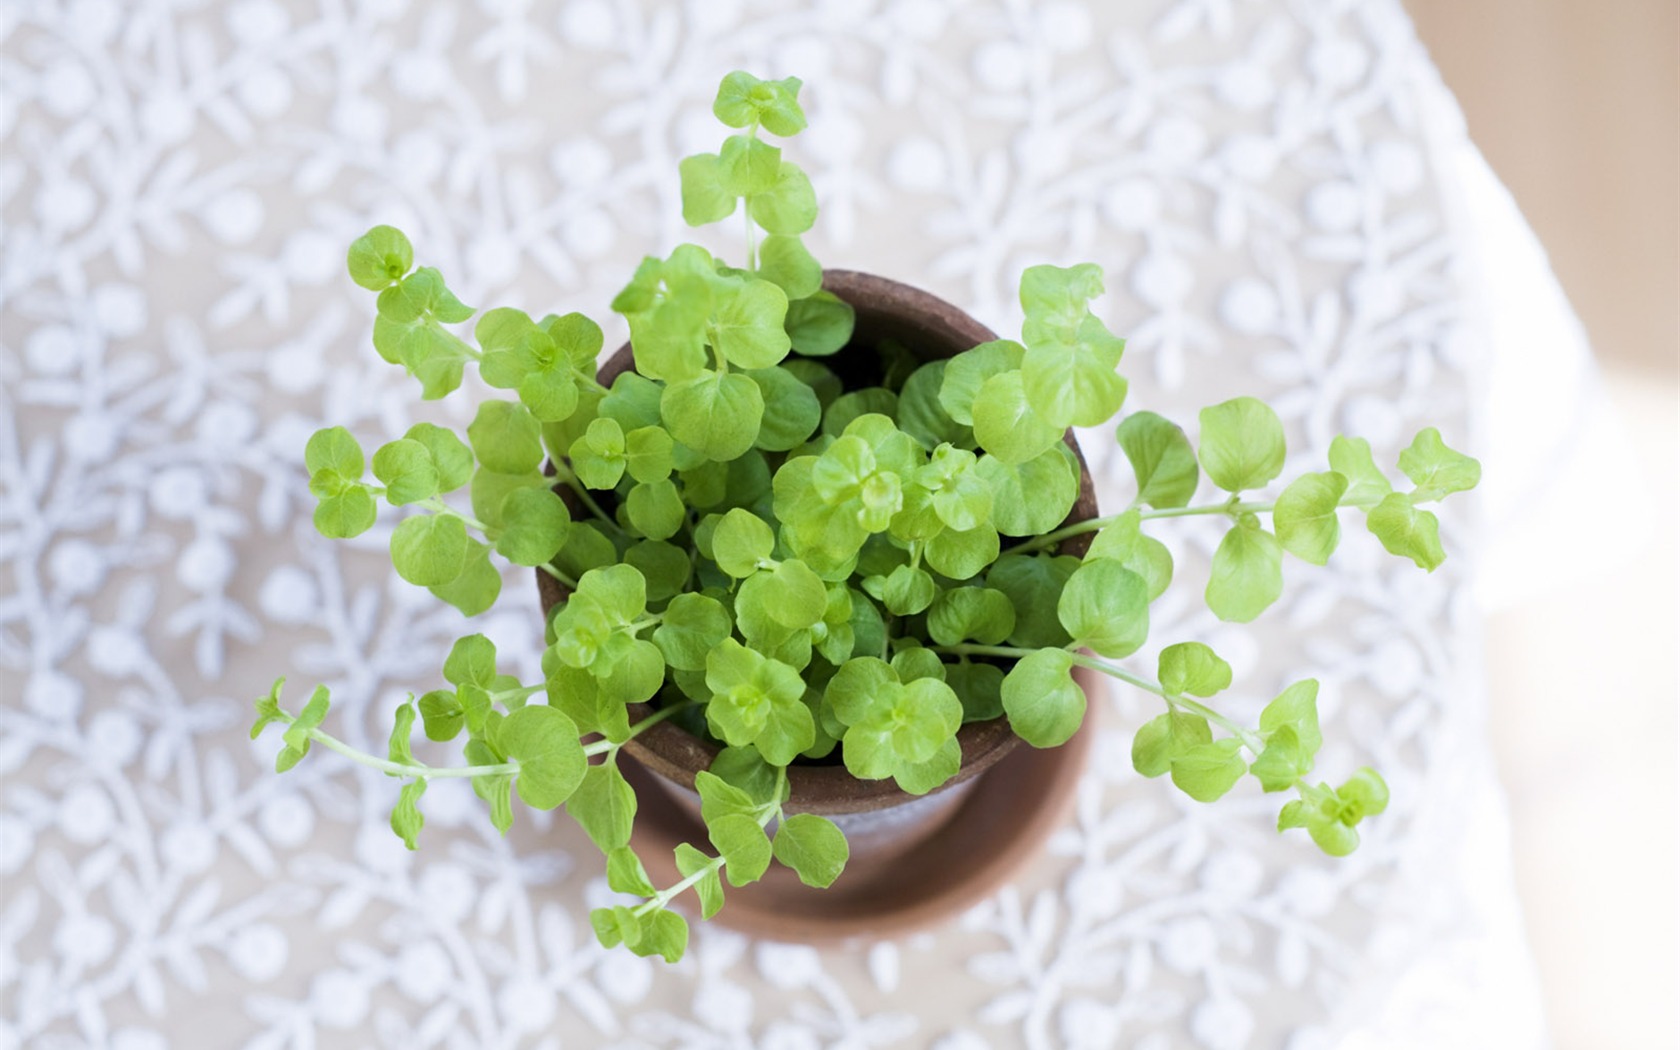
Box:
[569,761,637,852]
[839,674,963,780]
[1339,767,1390,817]
[387,697,419,768]
[1366,492,1445,570]
[927,587,1016,646]
[347,225,413,290]
[945,659,1005,723]
[695,769,760,824]
[1328,435,1392,506]
[708,812,772,887]
[772,813,848,888]
[748,163,817,235]
[747,367,821,451]
[756,234,822,299]
[1000,648,1085,748]
[418,689,463,742]
[496,705,586,809]
[987,553,1077,649]
[1399,427,1480,502]
[1198,397,1286,493]
[711,280,791,370]
[1131,711,1211,778]
[1249,724,1307,792]
[626,479,685,541]
[276,685,329,772]
[895,362,971,450]
[661,371,763,461]
[429,539,501,616]
[783,291,854,356]
[704,640,814,765]
[1157,642,1232,698]
[713,508,775,578]
[1206,515,1283,623]
[601,372,665,432]
[495,486,571,566]
[570,416,626,490]
[974,445,1079,537]
[674,844,726,918]
[756,559,829,629]
[312,488,377,539]
[636,908,689,963]
[1170,739,1247,802]
[468,400,544,475]
[939,340,1024,426]
[605,848,658,896]
[923,523,1000,581]
[590,904,643,950]
[624,540,689,603]
[1274,470,1348,566]
[678,152,737,225]
[1260,679,1323,756]
[443,631,493,688]
[251,678,288,740]
[719,134,784,195]
[864,563,937,616]
[1056,559,1149,657]
[1084,510,1174,601]
[893,735,960,795]
[1021,342,1126,430]
[971,371,1063,466]
[713,71,807,136]
[1116,411,1199,509]
[306,425,365,479]
[624,426,675,484]
[390,514,470,587]
[404,423,473,492]
[1019,262,1106,348]
[652,593,731,671]
[390,779,426,850]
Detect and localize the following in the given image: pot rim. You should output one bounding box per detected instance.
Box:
[535,268,1099,815]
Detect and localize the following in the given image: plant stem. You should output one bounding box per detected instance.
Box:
[421,497,491,534]
[635,854,726,916]
[583,701,693,758]
[558,470,626,536]
[294,721,516,780]
[539,563,579,589]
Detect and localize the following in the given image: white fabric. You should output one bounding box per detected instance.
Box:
[0,1,1549,1046]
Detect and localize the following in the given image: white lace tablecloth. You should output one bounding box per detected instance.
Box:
[0,1,1551,1047]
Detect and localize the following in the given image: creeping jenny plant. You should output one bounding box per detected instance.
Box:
[254,71,1480,962]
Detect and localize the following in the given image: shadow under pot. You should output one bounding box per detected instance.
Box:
[535,269,1099,942]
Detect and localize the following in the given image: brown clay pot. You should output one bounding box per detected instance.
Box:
[535,270,1100,939]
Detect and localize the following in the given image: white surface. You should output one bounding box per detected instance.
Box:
[0,1,1548,1046]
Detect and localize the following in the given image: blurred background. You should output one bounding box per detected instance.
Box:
[1406,0,1678,1046]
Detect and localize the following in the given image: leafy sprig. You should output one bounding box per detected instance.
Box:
[260,69,1481,963]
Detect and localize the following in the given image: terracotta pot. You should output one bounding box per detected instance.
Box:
[535,270,1099,935]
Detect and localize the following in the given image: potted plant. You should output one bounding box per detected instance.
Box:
[252,71,1480,963]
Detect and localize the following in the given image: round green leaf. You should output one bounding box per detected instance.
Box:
[1000,648,1085,748]
[1206,516,1284,623]
[468,400,543,475]
[653,593,732,671]
[661,371,763,462]
[390,513,470,587]
[1274,470,1348,566]
[772,813,848,888]
[927,587,1016,646]
[712,508,775,578]
[1057,560,1149,658]
[498,704,586,809]
[974,445,1079,537]
[747,367,821,451]
[495,486,571,567]
[626,479,685,541]
[403,423,473,492]
[783,291,854,356]
[1116,410,1199,509]
[346,225,413,290]
[971,371,1062,465]
[1197,397,1286,493]
[1157,641,1233,698]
